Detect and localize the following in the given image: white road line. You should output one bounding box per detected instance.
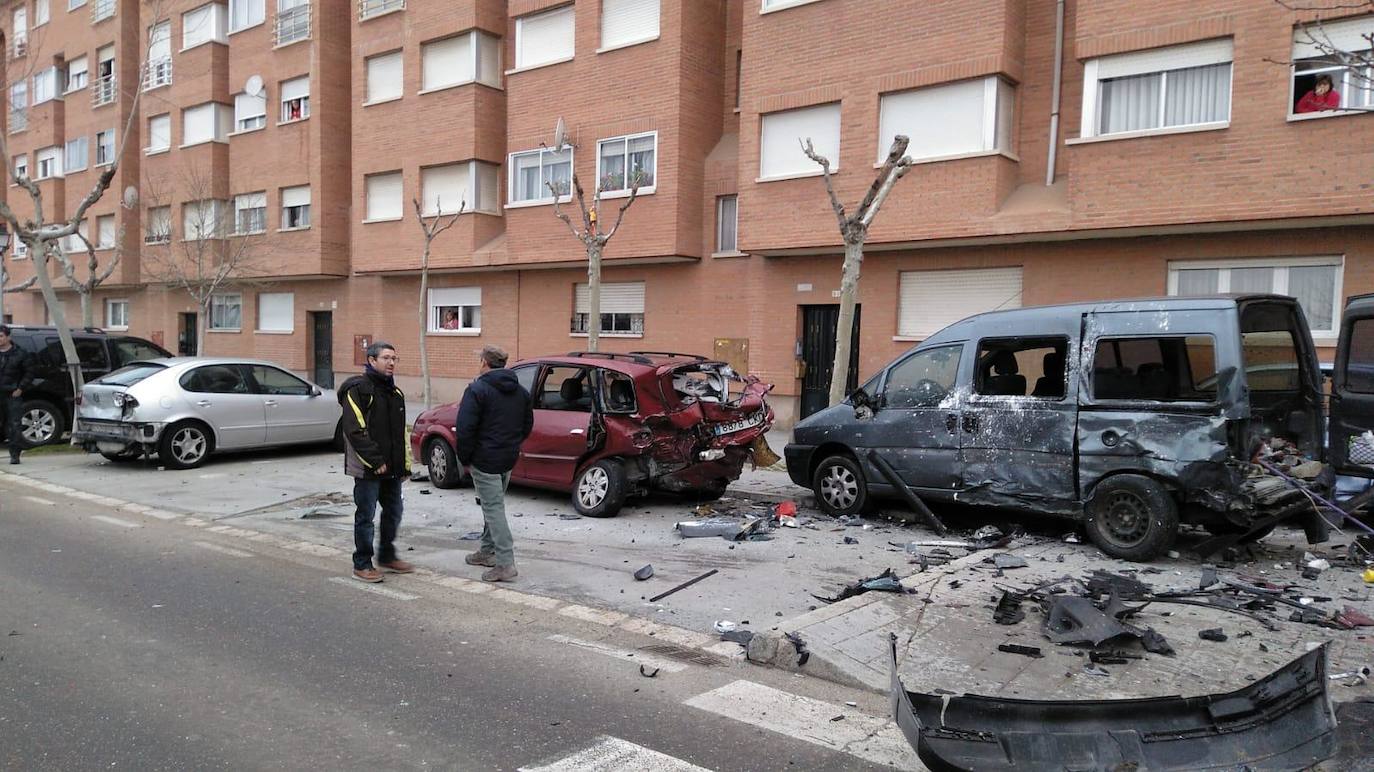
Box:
[684,680,920,771]
[326,576,418,601]
[91,515,140,529]
[21,495,55,506]
[193,541,255,558]
[518,735,711,772]
[545,634,688,674]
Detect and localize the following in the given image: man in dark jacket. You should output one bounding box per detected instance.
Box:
[339,341,413,583]
[0,325,34,464]
[456,344,533,582]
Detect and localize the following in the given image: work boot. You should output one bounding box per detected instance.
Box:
[481,564,518,583]
[379,559,415,574]
[465,550,498,567]
[9,457,18,465]
[352,567,384,583]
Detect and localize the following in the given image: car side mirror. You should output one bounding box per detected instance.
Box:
[850,388,878,418]
[310,386,323,397]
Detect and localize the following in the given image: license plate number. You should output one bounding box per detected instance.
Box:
[714,413,762,436]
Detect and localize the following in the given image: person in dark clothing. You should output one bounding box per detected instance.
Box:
[338,341,413,583]
[455,344,533,582]
[0,325,35,464]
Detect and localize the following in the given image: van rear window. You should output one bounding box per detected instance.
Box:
[1091,336,1218,402]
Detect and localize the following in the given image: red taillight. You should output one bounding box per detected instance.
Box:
[74,393,83,406]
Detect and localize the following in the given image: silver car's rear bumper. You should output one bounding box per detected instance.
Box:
[72,419,163,444]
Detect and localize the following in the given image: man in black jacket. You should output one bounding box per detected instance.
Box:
[0,325,34,464]
[456,344,533,582]
[338,341,413,583]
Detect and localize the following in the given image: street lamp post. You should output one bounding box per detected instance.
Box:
[0,223,11,324]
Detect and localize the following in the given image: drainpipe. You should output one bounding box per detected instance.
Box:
[1045,0,1066,186]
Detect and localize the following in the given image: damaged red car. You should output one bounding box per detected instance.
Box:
[410,352,776,517]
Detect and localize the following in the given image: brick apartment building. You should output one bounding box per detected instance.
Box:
[0,0,1371,425]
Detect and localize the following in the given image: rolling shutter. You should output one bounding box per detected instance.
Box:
[1294,16,1374,59]
[898,267,1022,339]
[421,163,468,215]
[1096,38,1233,79]
[281,185,310,208]
[422,35,472,90]
[430,287,481,308]
[760,103,841,178]
[878,79,987,162]
[365,172,402,220]
[257,292,294,332]
[517,5,574,69]
[183,103,215,144]
[367,50,403,101]
[575,282,644,314]
[601,0,658,49]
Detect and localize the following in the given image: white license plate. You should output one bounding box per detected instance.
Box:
[714,413,763,436]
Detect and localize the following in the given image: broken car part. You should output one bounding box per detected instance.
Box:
[890,635,1339,771]
[990,553,1028,570]
[996,643,1042,658]
[812,568,908,604]
[992,591,1025,625]
[633,564,654,581]
[865,450,948,535]
[1198,627,1228,642]
[647,569,718,603]
[638,664,659,678]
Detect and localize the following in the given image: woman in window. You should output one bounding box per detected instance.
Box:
[442,309,462,330]
[1296,74,1341,113]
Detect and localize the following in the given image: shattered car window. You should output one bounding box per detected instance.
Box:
[537,366,593,412]
[513,365,538,396]
[883,345,961,409]
[1240,303,1303,392]
[1091,335,1218,401]
[600,370,637,413]
[670,365,736,404]
[974,337,1068,399]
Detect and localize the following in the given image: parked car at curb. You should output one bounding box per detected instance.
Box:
[411,351,775,517]
[71,357,342,469]
[786,294,1374,562]
[1,326,171,447]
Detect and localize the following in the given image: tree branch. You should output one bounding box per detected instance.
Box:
[602,183,640,243]
[1,276,36,293]
[801,138,848,233]
[549,183,582,240]
[857,137,914,229]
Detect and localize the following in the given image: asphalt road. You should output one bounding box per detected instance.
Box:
[0,487,909,771]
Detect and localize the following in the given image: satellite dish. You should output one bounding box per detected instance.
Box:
[553,116,570,151]
[245,74,264,97]
[122,186,139,208]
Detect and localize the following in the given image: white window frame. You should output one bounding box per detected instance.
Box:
[420,31,501,94]
[513,4,575,72]
[419,160,500,216]
[181,102,232,146]
[279,75,309,123]
[146,113,171,154]
[32,67,59,104]
[228,0,265,32]
[233,191,267,234]
[209,293,242,331]
[13,154,27,182]
[145,206,171,244]
[1167,257,1346,339]
[255,291,294,333]
[35,0,49,26]
[182,3,229,51]
[715,194,739,255]
[365,50,403,104]
[760,0,826,13]
[877,77,1015,165]
[595,130,657,197]
[896,267,1024,340]
[572,281,645,337]
[599,0,659,53]
[65,56,88,92]
[183,200,227,241]
[758,102,841,181]
[234,90,267,132]
[35,146,61,180]
[95,128,115,166]
[69,0,87,10]
[1288,16,1374,119]
[95,214,115,249]
[364,171,403,222]
[280,185,311,230]
[506,147,573,206]
[104,298,129,330]
[65,136,89,173]
[426,287,482,335]
[1079,38,1234,141]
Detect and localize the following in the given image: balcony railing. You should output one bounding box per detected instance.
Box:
[8,109,26,133]
[92,0,115,23]
[359,0,404,19]
[93,74,117,107]
[144,233,170,246]
[274,3,311,46]
[144,58,172,90]
[10,38,26,59]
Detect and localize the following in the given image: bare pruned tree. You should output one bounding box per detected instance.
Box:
[549,173,641,352]
[412,195,466,410]
[0,250,37,310]
[58,226,124,329]
[802,135,913,408]
[1274,2,1374,108]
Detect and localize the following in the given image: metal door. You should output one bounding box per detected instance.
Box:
[178,313,197,356]
[1329,294,1374,477]
[800,304,860,419]
[311,312,334,388]
[860,343,965,493]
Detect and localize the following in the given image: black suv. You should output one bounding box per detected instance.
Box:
[4,326,171,446]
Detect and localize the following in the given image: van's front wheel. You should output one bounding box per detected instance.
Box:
[1085,474,1178,561]
[813,455,868,516]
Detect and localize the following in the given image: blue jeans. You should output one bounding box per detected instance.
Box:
[1,394,21,460]
[353,477,403,570]
[471,469,514,566]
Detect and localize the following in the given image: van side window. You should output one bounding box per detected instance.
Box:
[1346,319,1374,394]
[974,337,1069,399]
[1091,336,1218,401]
[1240,304,1302,393]
[883,345,961,408]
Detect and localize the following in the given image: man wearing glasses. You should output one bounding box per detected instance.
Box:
[338,341,414,583]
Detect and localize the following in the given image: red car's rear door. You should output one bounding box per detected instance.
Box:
[517,365,594,486]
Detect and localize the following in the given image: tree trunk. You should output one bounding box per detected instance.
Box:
[31,241,84,393]
[80,290,93,329]
[827,239,865,407]
[197,298,209,355]
[418,242,432,409]
[587,242,602,352]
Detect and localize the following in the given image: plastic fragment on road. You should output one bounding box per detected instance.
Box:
[991,553,1028,570]
[1198,627,1229,642]
[638,664,659,678]
[997,643,1042,658]
[713,620,737,634]
[633,564,654,581]
[812,568,909,603]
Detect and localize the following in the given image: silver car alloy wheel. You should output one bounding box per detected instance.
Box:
[578,466,610,509]
[821,465,858,510]
[429,443,449,483]
[171,426,208,465]
[21,407,56,445]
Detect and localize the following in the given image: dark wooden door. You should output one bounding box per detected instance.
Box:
[178,313,197,356]
[311,311,334,389]
[800,304,860,419]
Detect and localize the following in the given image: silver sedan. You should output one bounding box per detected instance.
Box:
[72,357,342,469]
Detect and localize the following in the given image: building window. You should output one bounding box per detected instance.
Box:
[1169,258,1344,337]
[759,102,841,179]
[596,131,655,194]
[421,161,499,215]
[105,299,129,329]
[61,220,90,255]
[427,287,482,333]
[280,75,309,122]
[421,30,501,92]
[515,5,574,70]
[508,147,572,204]
[360,0,404,19]
[145,206,171,244]
[256,292,293,332]
[210,293,242,331]
[1081,38,1233,138]
[183,200,226,240]
[92,0,114,21]
[600,0,658,50]
[11,8,26,50]
[281,185,310,229]
[183,3,228,49]
[147,114,171,153]
[35,0,48,26]
[364,171,402,221]
[365,50,402,103]
[234,192,267,234]
[146,21,172,89]
[234,90,266,131]
[878,77,1014,163]
[13,154,27,181]
[65,137,89,173]
[32,67,58,103]
[229,0,264,31]
[275,0,310,46]
[65,56,88,92]
[95,129,115,166]
[9,81,27,132]
[69,0,86,10]
[572,282,645,335]
[35,146,61,179]
[716,195,738,253]
[94,45,115,106]
[96,214,115,249]
[1291,16,1374,114]
[898,267,1023,339]
[182,102,232,145]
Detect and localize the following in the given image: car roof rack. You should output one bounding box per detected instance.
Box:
[565,351,655,365]
[6,325,106,334]
[628,351,708,361]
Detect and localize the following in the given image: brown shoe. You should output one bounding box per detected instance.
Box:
[352,567,384,583]
[379,559,415,574]
[465,550,498,567]
[481,565,518,583]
